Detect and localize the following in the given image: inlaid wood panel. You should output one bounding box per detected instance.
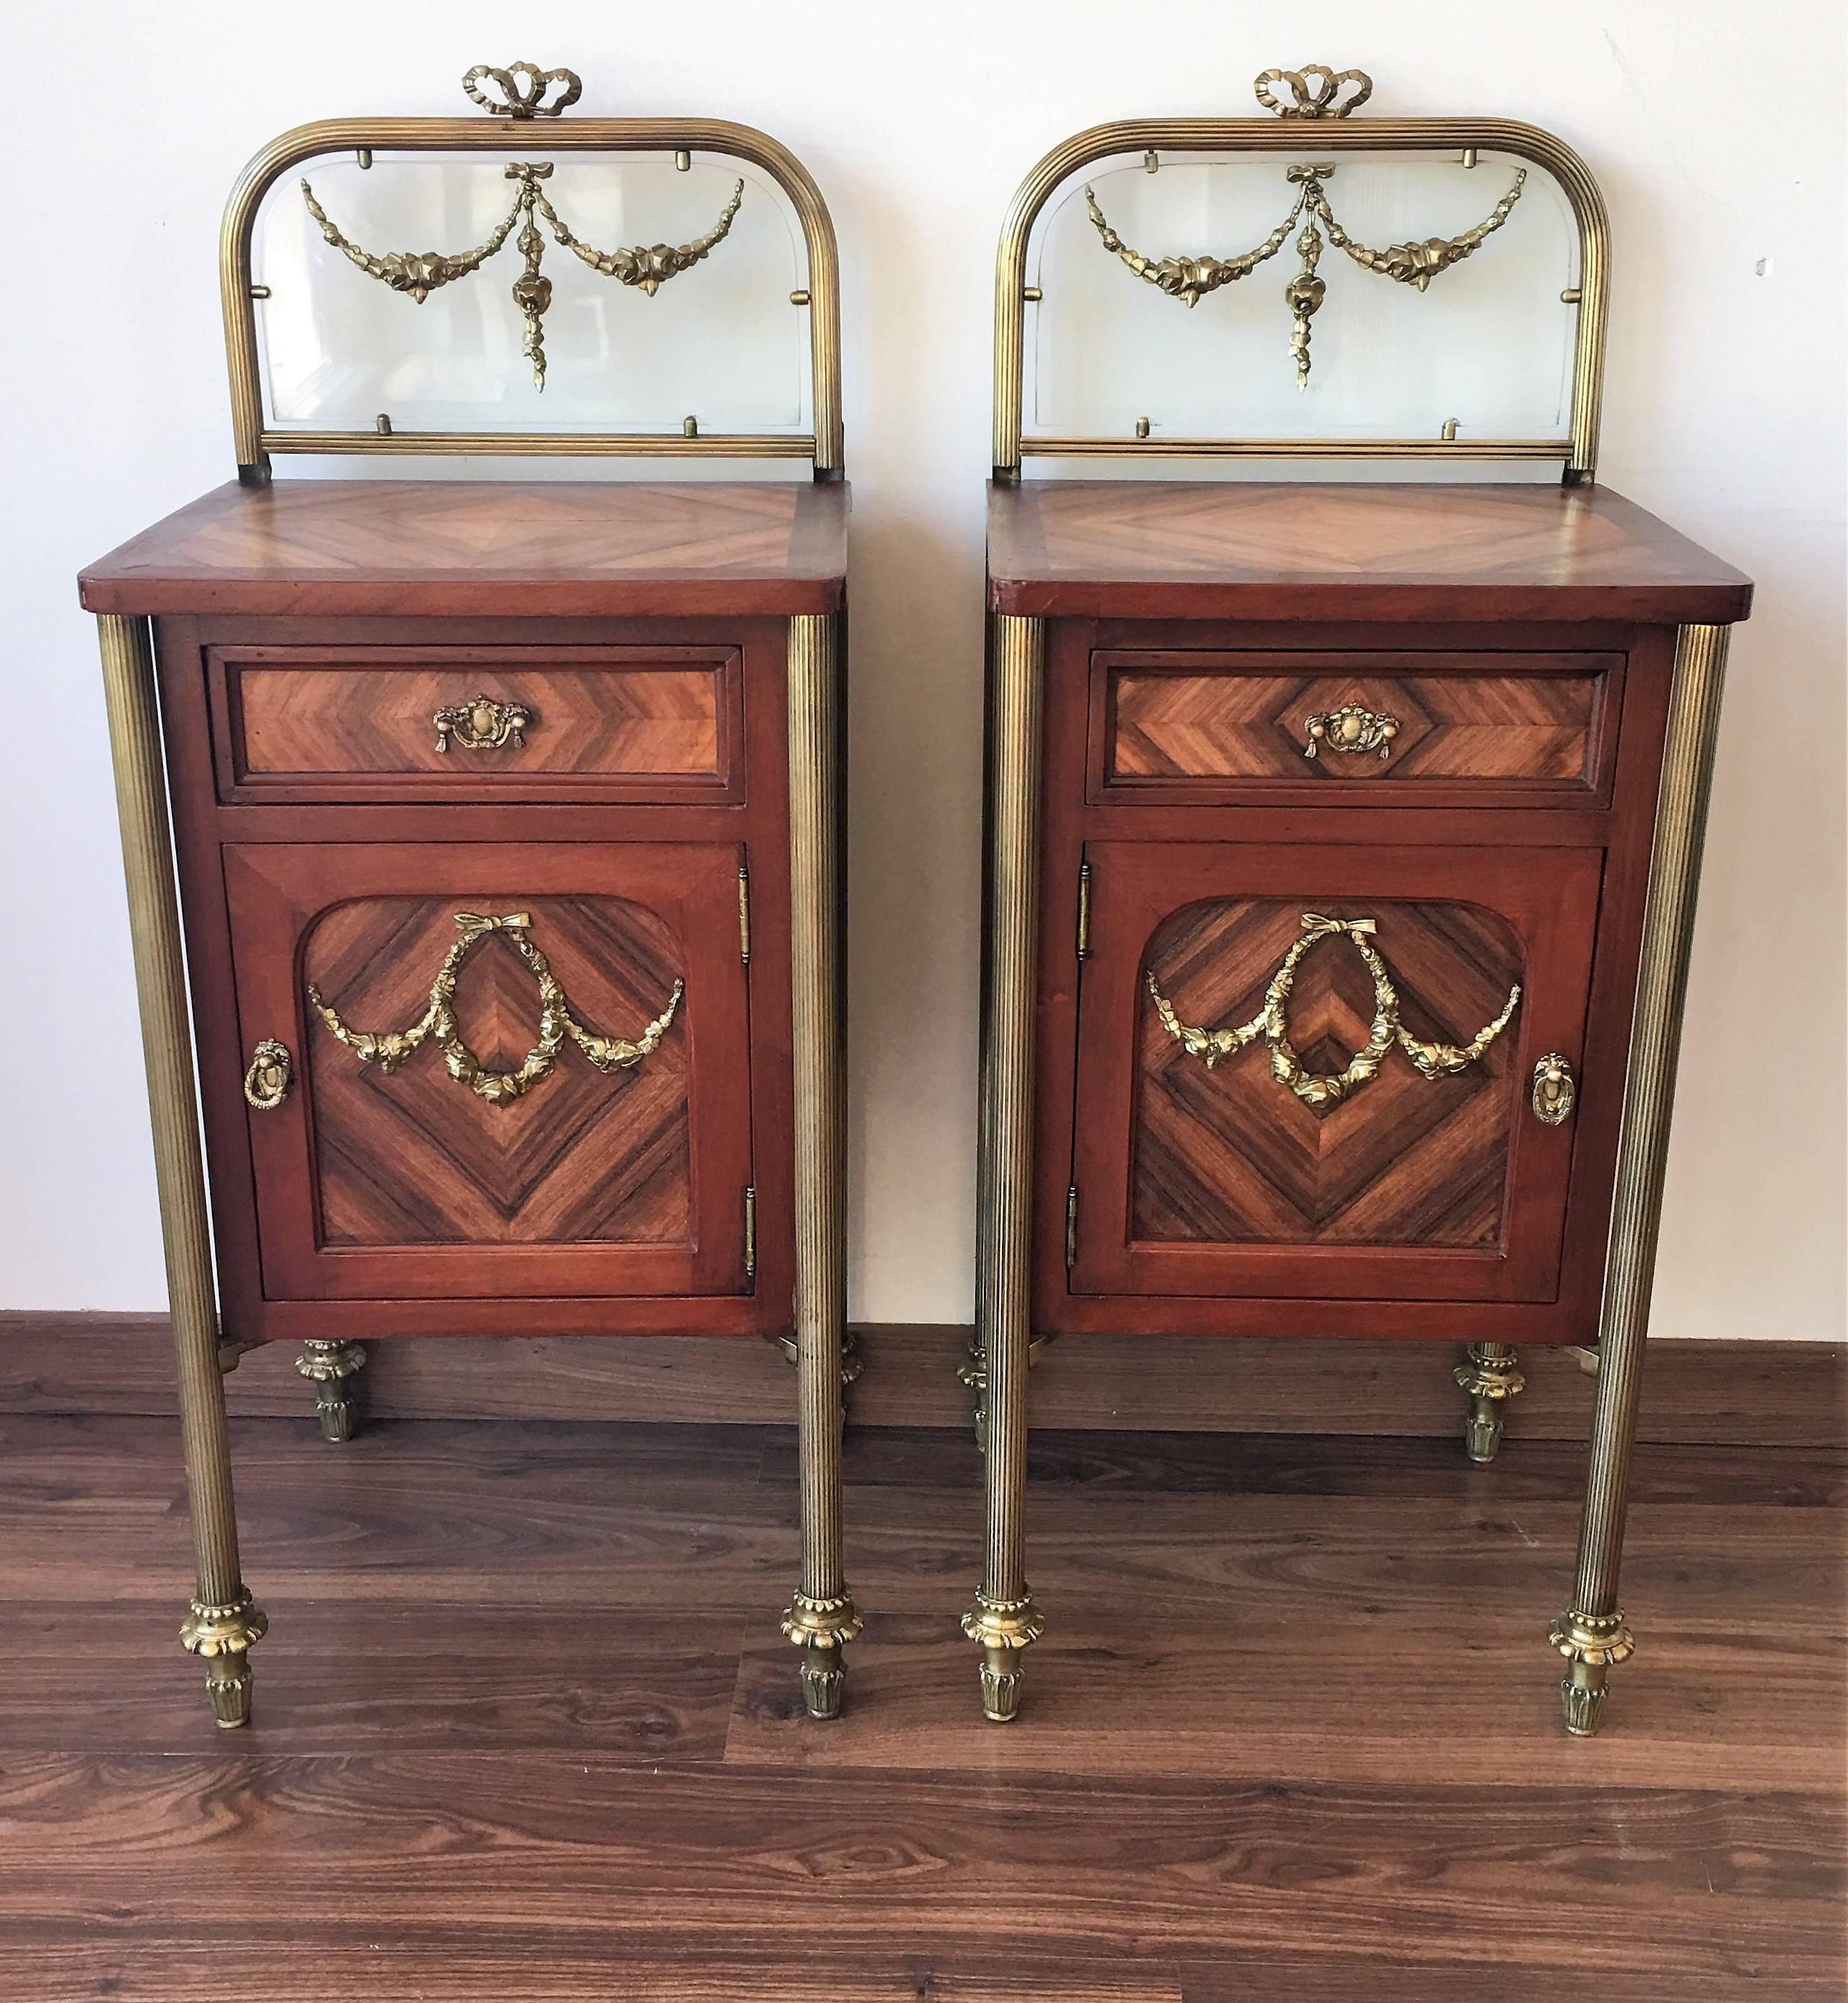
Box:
[1132,898,1524,1249]
[304,895,691,1249]
[1099,653,1613,798]
[1068,842,1604,1306]
[214,647,738,803]
[222,841,754,1304]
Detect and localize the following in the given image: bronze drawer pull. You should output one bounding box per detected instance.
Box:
[306,910,682,1109]
[242,1039,293,1111]
[1148,911,1520,1107]
[432,694,531,754]
[1531,1052,1577,1125]
[1304,702,1399,761]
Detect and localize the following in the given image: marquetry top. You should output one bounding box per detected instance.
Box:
[988,481,1752,625]
[79,479,850,619]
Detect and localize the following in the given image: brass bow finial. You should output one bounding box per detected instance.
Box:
[462,62,583,120]
[1255,65,1374,119]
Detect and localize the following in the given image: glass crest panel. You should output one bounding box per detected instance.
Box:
[254,152,808,434]
[1029,149,1577,444]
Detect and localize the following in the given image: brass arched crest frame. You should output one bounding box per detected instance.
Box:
[220,81,845,485]
[992,83,1610,482]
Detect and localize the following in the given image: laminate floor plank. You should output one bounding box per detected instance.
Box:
[0,1758,1836,1984]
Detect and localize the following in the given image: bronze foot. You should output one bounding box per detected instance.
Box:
[1454,1341,1525,1463]
[295,1339,367,1443]
[962,1590,1045,1724]
[180,1592,268,1729]
[782,1591,863,1721]
[1549,1607,1634,1736]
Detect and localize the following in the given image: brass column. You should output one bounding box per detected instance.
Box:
[962,612,1047,1719]
[779,611,861,1716]
[1551,622,1731,1734]
[96,614,266,1727]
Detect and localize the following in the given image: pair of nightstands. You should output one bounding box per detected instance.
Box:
[82,61,1748,1740]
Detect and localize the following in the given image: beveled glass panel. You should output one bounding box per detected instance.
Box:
[1029,148,1577,444]
[253,152,808,434]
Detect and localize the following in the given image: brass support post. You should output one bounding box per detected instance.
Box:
[96,614,266,1727]
[962,614,1047,1719]
[1454,1341,1524,1462]
[295,1338,369,1442]
[1551,624,1731,1735]
[778,612,861,1718]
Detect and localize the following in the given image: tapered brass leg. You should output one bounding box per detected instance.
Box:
[1553,624,1730,1736]
[295,1339,367,1441]
[97,614,266,1727]
[1455,1342,1524,1462]
[962,614,1047,1719]
[778,613,861,1719]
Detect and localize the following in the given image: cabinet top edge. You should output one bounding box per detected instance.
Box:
[987,480,1753,627]
[79,479,849,619]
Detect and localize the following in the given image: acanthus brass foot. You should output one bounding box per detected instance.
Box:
[962,1590,1045,1723]
[782,1590,863,1721]
[1549,1607,1634,1737]
[295,1339,367,1442]
[1454,1341,1525,1463]
[180,1590,269,1729]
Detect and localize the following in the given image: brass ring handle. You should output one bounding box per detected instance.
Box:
[1304,703,1400,762]
[243,1039,293,1111]
[433,695,532,754]
[1531,1053,1577,1125]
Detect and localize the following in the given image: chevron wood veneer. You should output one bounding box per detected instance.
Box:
[988,480,1753,623]
[1106,660,1606,788]
[1132,898,1522,1249]
[80,479,850,618]
[303,895,692,1249]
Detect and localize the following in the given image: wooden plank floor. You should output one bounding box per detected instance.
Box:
[0,1412,1841,2000]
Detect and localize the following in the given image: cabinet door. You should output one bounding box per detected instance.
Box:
[1070,842,1601,1304]
[224,842,751,1301]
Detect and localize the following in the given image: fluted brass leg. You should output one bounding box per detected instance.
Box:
[964,614,1047,1718]
[98,614,266,1728]
[1552,624,1730,1736]
[779,612,861,1719]
[959,1335,1052,1452]
[771,1330,863,1397]
[1455,1341,1525,1462]
[295,1339,367,1442]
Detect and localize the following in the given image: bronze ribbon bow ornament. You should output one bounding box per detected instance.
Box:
[1147,912,1520,1107]
[308,911,683,1108]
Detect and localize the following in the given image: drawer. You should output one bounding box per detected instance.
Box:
[208,644,744,804]
[1089,650,1621,805]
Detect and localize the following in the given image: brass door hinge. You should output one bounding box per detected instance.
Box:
[1065,1184,1078,1270]
[738,862,751,965]
[744,1184,757,1281]
[1076,859,1091,961]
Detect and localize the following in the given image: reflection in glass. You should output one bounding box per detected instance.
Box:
[256,154,808,434]
[1031,152,1577,442]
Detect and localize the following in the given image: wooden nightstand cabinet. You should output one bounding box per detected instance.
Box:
[79,79,861,1728]
[964,77,1753,1734]
[969,479,1750,1729]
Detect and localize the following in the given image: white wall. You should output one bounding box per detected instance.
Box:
[4,2,1842,1342]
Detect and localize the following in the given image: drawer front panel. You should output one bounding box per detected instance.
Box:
[223,841,753,1302]
[1093,650,1618,803]
[211,645,741,803]
[1068,841,1603,1305]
